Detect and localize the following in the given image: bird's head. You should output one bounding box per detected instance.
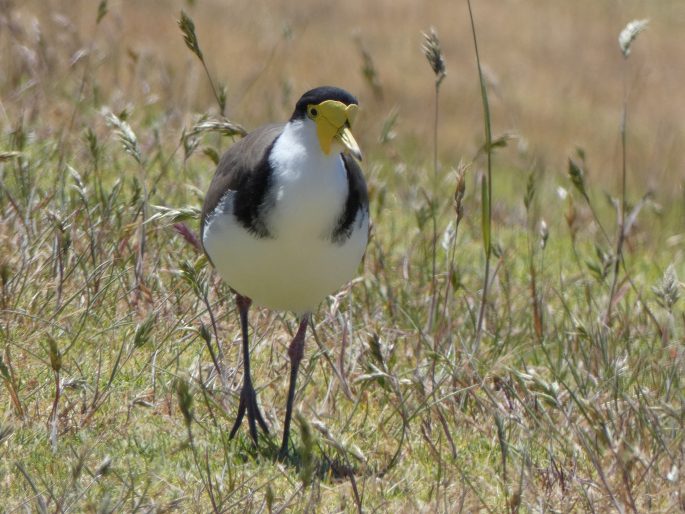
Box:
[291,86,362,161]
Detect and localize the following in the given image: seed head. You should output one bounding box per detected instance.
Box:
[96,0,108,25]
[524,172,535,211]
[422,28,446,85]
[187,116,247,138]
[178,11,203,60]
[47,336,62,373]
[454,161,468,224]
[175,377,194,426]
[568,158,587,199]
[103,109,142,165]
[539,220,549,249]
[653,264,680,311]
[95,455,112,477]
[619,19,649,58]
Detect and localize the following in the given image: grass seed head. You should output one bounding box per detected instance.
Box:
[524,172,535,211]
[175,377,194,426]
[454,161,468,223]
[653,264,679,310]
[218,85,228,114]
[422,27,446,85]
[133,313,156,347]
[187,116,247,139]
[568,158,587,198]
[539,220,549,249]
[179,259,206,297]
[619,19,649,58]
[46,336,62,373]
[95,456,112,477]
[182,129,200,161]
[367,333,387,369]
[96,0,108,25]
[178,10,203,61]
[0,151,22,162]
[103,109,142,165]
[198,320,211,345]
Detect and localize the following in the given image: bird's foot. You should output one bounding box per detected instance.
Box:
[229,383,269,444]
[277,441,289,462]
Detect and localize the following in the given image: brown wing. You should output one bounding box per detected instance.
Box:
[201,123,284,243]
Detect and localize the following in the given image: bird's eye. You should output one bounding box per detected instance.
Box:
[309,107,318,118]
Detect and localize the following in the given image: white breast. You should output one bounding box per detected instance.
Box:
[267,120,349,239]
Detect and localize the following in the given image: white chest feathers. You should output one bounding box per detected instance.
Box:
[266,120,349,240]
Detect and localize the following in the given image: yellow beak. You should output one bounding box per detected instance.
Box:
[313,100,362,161]
[336,126,362,161]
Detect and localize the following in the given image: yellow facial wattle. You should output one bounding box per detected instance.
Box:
[308,100,362,161]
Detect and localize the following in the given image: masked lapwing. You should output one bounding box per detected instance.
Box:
[201,86,369,459]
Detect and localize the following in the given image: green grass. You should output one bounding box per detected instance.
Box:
[1,3,684,513]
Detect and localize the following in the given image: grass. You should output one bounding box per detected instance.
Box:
[1,1,684,512]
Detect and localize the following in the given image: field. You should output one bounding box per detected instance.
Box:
[1,0,684,512]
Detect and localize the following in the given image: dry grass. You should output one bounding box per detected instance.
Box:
[7,0,685,193]
[1,0,684,512]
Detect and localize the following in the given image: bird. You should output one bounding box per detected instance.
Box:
[200,86,369,459]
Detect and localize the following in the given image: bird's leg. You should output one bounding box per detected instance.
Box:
[229,294,269,445]
[278,314,310,460]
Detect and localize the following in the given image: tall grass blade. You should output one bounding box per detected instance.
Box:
[421,27,447,332]
[607,19,649,323]
[467,0,494,349]
[177,10,226,114]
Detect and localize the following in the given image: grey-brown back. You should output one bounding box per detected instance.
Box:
[200,123,285,243]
